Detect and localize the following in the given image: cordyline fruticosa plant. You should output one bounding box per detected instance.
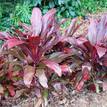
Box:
[0,7,73,97]
[0,7,107,99]
[62,15,107,91]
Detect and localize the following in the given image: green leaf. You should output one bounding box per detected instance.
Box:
[49,1,55,8]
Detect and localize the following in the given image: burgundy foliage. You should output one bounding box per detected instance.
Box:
[0,7,107,99]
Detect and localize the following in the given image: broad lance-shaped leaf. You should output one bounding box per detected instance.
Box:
[6,38,25,49]
[87,16,107,45]
[101,54,107,66]
[42,8,56,37]
[82,63,91,81]
[87,18,97,44]
[0,32,10,40]
[97,15,107,43]
[60,64,72,73]
[102,80,107,91]
[75,63,91,91]
[75,80,84,91]
[7,85,15,97]
[23,65,35,88]
[31,8,42,36]
[43,60,62,77]
[66,18,77,36]
[95,46,107,58]
[36,69,48,88]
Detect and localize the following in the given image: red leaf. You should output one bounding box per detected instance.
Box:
[82,63,91,81]
[97,15,107,44]
[43,60,62,77]
[87,18,97,44]
[31,8,42,36]
[103,80,107,91]
[42,8,56,37]
[28,36,41,47]
[87,16,107,44]
[7,85,15,97]
[23,65,35,88]
[19,22,31,32]
[95,45,106,58]
[0,32,10,40]
[63,47,72,53]
[60,64,72,73]
[14,29,26,37]
[88,84,96,92]
[6,38,25,49]
[83,41,98,60]
[66,18,77,36]
[76,36,88,45]
[75,79,84,91]
[49,52,71,63]
[101,54,107,66]
[103,60,107,66]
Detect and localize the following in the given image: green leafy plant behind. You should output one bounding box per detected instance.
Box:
[0,0,107,31]
[11,2,31,25]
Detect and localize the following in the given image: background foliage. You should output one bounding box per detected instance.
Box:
[0,0,107,31]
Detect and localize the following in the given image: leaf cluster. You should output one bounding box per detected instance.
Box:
[0,7,107,100]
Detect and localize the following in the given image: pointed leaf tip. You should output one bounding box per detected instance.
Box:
[31,8,42,36]
[43,60,62,77]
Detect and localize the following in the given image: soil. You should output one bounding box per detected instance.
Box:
[1,88,107,107]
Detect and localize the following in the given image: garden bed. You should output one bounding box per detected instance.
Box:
[1,89,107,107]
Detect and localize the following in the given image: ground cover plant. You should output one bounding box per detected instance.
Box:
[0,7,107,105]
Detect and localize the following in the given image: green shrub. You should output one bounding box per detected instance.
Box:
[0,0,107,31]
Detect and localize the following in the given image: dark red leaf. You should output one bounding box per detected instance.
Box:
[88,84,96,92]
[6,38,25,49]
[43,59,62,77]
[7,85,15,97]
[82,63,91,81]
[75,79,84,91]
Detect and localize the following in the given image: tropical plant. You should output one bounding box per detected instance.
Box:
[0,6,107,100]
[0,7,72,98]
[62,15,107,92]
